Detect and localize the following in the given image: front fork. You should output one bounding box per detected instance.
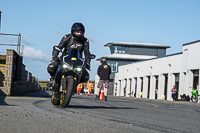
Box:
[60,75,77,93]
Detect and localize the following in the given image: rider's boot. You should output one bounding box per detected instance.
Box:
[52,83,59,100]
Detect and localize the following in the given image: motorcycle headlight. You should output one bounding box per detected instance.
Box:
[62,64,73,70]
[63,64,68,68]
[75,67,82,72]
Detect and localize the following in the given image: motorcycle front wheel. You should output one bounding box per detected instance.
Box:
[60,77,74,108]
[192,96,198,102]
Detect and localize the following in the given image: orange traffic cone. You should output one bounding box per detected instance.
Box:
[99,89,104,100]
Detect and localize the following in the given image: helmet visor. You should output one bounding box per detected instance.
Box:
[74,30,83,36]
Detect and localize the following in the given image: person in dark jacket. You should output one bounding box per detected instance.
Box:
[47,22,91,86]
[95,59,111,101]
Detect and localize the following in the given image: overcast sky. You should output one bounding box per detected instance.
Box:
[0,0,200,80]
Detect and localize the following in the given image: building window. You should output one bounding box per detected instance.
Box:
[108,62,118,72]
[114,46,118,53]
[113,46,125,54]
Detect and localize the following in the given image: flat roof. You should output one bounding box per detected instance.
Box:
[182,40,200,46]
[96,53,157,61]
[132,52,183,64]
[105,42,171,48]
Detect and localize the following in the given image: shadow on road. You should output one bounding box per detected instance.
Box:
[0,96,9,105]
[0,89,51,106]
[0,89,8,105]
[0,91,51,106]
[68,105,138,110]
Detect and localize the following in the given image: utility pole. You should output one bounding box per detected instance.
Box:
[0,10,2,32]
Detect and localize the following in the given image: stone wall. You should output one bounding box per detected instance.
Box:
[0,55,6,87]
[0,49,41,96]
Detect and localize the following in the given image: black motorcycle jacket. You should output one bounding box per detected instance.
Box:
[52,34,91,64]
[97,63,111,80]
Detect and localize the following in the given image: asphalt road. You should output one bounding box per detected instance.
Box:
[0,91,200,133]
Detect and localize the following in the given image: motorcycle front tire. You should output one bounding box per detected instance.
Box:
[192,97,198,102]
[60,77,74,108]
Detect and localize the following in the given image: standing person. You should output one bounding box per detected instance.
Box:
[115,86,117,96]
[124,85,126,97]
[87,81,93,96]
[47,22,91,87]
[171,86,177,101]
[155,89,158,99]
[95,59,111,101]
[77,83,83,95]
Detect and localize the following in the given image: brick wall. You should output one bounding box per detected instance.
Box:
[0,49,41,96]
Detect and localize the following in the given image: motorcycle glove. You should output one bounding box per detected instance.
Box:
[86,63,90,70]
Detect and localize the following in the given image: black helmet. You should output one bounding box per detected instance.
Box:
[71,22,85,39]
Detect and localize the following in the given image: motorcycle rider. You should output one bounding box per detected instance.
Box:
[191,88,198,102]
[47,22,91,86]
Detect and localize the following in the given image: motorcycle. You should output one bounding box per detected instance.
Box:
[51,46,95,108]
[180,94,190,101]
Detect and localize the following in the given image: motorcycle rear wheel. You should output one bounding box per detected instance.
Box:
[60,77,74,108]
[51,91,60,105]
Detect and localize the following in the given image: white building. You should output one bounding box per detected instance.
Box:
[95,42,170,95]
[114,40,200,101]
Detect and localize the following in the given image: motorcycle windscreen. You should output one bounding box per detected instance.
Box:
[68,48,80,59]
[64,49,83,67]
